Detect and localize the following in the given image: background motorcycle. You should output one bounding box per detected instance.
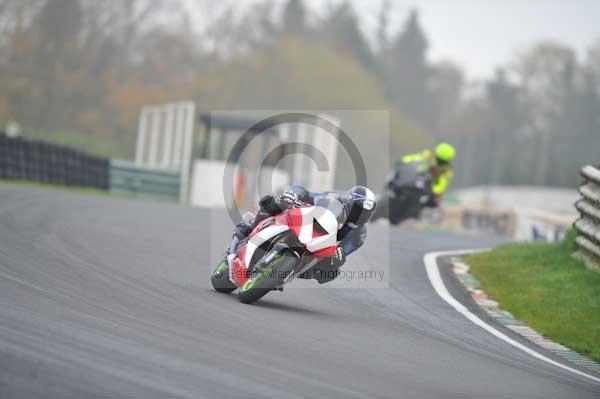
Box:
[211,198,343,304]
[372,163,433,225]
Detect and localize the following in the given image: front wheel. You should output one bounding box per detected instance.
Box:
[211,258,237,293]
[238,251,298,304]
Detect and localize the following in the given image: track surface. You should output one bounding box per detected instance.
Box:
[0,185,598,398]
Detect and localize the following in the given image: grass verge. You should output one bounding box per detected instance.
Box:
[0,179,109,196]
[0,179,176,203]
[464,230,600,363]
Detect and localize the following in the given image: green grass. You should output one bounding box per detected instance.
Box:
[0,179,109,196]
[464,230,600,362]
[0,179,176,203]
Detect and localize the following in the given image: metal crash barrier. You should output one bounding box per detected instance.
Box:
[109,160,180,202]
[574,165,600,269]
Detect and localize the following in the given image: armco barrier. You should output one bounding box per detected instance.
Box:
[0,133,109,189]
[109,160,180,201]
[574,164,600,269]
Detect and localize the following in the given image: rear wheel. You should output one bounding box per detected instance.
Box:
[211,258,237,293]
[238,251,297,304]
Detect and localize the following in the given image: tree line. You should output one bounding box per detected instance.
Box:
[0,0,597,187]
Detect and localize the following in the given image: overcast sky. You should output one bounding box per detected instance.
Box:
[360,0,600,79]
[186,0,600,80]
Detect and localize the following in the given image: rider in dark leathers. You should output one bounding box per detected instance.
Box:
[229,185,376,284]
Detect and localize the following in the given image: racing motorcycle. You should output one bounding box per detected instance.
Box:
[372,163,433,225]
[211,197,343,304]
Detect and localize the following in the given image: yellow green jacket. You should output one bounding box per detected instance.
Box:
[401,149,453,196]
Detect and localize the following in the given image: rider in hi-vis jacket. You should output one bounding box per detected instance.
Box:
[400,142,455,207]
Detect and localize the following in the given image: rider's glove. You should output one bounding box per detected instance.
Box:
[331,246,346,268]
[259,195,283,215]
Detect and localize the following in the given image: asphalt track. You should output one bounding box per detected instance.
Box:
[0,184,599,398]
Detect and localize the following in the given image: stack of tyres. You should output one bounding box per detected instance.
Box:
[7,138,24,180]
[27,142,40,182]
[0,133,110,190]
[64,148,76,187]
[3,137,14,179]
[0,134,6,179]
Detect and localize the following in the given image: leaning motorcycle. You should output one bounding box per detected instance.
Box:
[373,164,432,225]
[211,198,343,304]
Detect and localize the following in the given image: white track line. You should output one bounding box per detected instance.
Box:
[424,249,600,384]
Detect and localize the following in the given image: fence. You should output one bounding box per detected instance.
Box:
[0,133,109,189]
[109,160,181,201]
[573,165,600,269]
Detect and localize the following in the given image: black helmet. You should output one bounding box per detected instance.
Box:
[343,186,376,227]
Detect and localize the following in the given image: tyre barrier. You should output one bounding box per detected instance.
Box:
[574,164,600,270]
[0,133,109,189]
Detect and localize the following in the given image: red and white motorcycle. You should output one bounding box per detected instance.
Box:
[211,198,343,304]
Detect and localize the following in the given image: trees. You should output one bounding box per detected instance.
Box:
[450,41,600,188]
[315,2,375,71]
[0,0,428,162]
[0,0,189,156]
[428,61,464,136]
[282,0,306,37]
[381,10,430,128]
[0,0,594,187]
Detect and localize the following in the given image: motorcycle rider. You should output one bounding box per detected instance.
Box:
[228,185,377,284]
[398,142,455,207]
